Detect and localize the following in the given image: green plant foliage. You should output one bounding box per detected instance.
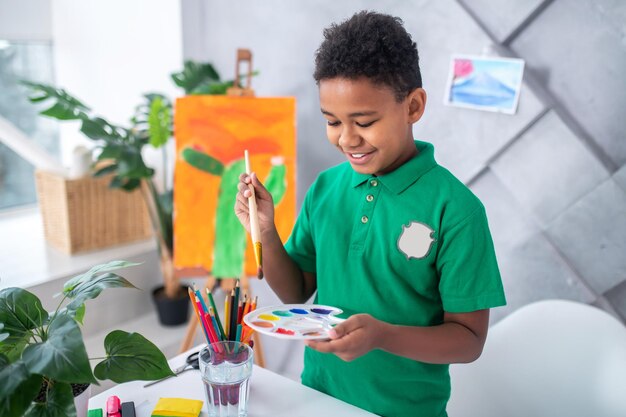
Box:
[170,61,222,95]
[94,331,175,383]
[25,382,76,417]
[19,81,90,120]
[148,96,171,147]
[0,261,173,417]
[22,315,96,384]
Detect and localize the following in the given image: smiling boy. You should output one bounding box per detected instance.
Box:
[235,11,506,417]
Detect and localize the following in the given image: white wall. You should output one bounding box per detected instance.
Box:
[51,0,184,187]
[0,0,52,41]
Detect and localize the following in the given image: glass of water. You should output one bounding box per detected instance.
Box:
[199,341,254,417]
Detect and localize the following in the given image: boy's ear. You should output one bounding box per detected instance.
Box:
[407,88,427,123]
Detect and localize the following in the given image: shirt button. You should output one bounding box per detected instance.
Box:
[370,179,378,187]
[366,194,374,202]
[361,215,369,223]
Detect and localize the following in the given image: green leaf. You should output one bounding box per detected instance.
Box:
[116,148,153,180]
[0,323,8,343]
[94,331,174,383]
[0,360,43,417]
[25,381,76,417]
[63,261,140,294]
[20,80,90,121]
[62,263,139,312]
[92,164,118,178]
[147,97,171,148]
[190,81,233,95]
[171,61,222,94]
[22,315,96,384]
[80,117,124,141]
[0,288,48,354]
[181,147,224,175]
[73,304,86,325]
[96,144,123,161]
[120,178,141,191]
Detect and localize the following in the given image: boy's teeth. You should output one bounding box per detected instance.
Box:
[351,153,365,158]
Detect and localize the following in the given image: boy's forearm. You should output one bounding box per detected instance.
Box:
[377,320,486,364]
[261,227,315,304]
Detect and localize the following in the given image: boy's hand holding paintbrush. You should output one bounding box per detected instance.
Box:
[236,151,317,302]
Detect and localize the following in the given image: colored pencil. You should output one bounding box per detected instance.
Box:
[195,295,213,345]
[203,311,224,353]
[235,324,242,342]
[224,294,231,340]
[244,150,264,279]
[209,307,223,341]
[188,288,210,343]
[230,289,238,341]
[206,288,226,340]
[237,300,243,326]
[193,283,209,315]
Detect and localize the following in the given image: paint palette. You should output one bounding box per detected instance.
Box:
[243,304,345,340]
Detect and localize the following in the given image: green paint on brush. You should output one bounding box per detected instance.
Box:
[265,162,287,205]
[212,159,246,278]
[181,147,224,176]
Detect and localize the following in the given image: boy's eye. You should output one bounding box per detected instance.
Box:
[327,120,341,127]
[356,120,376,128]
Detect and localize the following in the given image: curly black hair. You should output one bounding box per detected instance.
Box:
[313,11,422,102]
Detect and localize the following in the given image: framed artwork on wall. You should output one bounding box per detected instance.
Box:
[444,54,525,115]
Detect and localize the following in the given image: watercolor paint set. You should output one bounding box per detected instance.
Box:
[243,304,345,340]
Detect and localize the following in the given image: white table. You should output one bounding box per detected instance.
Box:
[89,345,376,417]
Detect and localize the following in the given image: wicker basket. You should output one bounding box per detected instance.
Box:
[35,170,153,254]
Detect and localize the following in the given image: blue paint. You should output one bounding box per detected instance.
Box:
[289,308,308,314]
[310,308,332,315]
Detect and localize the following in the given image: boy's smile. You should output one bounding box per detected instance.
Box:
[319,77,426,176]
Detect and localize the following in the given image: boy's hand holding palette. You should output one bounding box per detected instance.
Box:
[243,304,345,340]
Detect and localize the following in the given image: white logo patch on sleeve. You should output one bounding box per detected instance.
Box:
[397,221,436,259]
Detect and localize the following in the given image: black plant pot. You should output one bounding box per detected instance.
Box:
[152,285,190,326]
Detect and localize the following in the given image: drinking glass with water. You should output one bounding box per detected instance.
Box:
[199,341,254,417]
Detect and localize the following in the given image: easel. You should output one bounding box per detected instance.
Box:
[179,49,265,368]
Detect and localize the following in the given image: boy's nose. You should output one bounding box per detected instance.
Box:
[337,127,362,148]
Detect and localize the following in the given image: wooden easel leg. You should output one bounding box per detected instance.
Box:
[179,314,198,353]
[179,274,215,353]
[252,330,266,368]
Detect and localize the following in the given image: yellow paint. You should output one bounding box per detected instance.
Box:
[258,314,280,321]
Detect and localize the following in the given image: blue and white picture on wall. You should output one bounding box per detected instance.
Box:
[444,55,525,115]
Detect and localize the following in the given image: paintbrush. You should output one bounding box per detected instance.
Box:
[244,149,264,279]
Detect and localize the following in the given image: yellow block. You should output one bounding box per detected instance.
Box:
[151,397,204,417]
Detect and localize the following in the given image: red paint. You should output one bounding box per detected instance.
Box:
[276,328,295,335]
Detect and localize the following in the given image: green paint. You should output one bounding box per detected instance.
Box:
[265,163,287,205]
[272,310,292,317]
[181,147,224,175]
[212,160,246,278]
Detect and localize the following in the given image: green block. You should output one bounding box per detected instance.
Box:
[88,409,103,417]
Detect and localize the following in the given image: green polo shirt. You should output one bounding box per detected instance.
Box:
[285,140,506,417]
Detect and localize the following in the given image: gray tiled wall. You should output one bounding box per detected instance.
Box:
[185,0,626,323]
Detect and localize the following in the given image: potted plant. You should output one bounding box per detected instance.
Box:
[0,260,174,417]
[21,61,247,325]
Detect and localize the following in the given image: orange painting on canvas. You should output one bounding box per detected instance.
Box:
[174,96,296,278]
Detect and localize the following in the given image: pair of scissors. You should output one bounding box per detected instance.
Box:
[143,351,200,387]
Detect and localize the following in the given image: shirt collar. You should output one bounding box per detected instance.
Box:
[350,141,437,194]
